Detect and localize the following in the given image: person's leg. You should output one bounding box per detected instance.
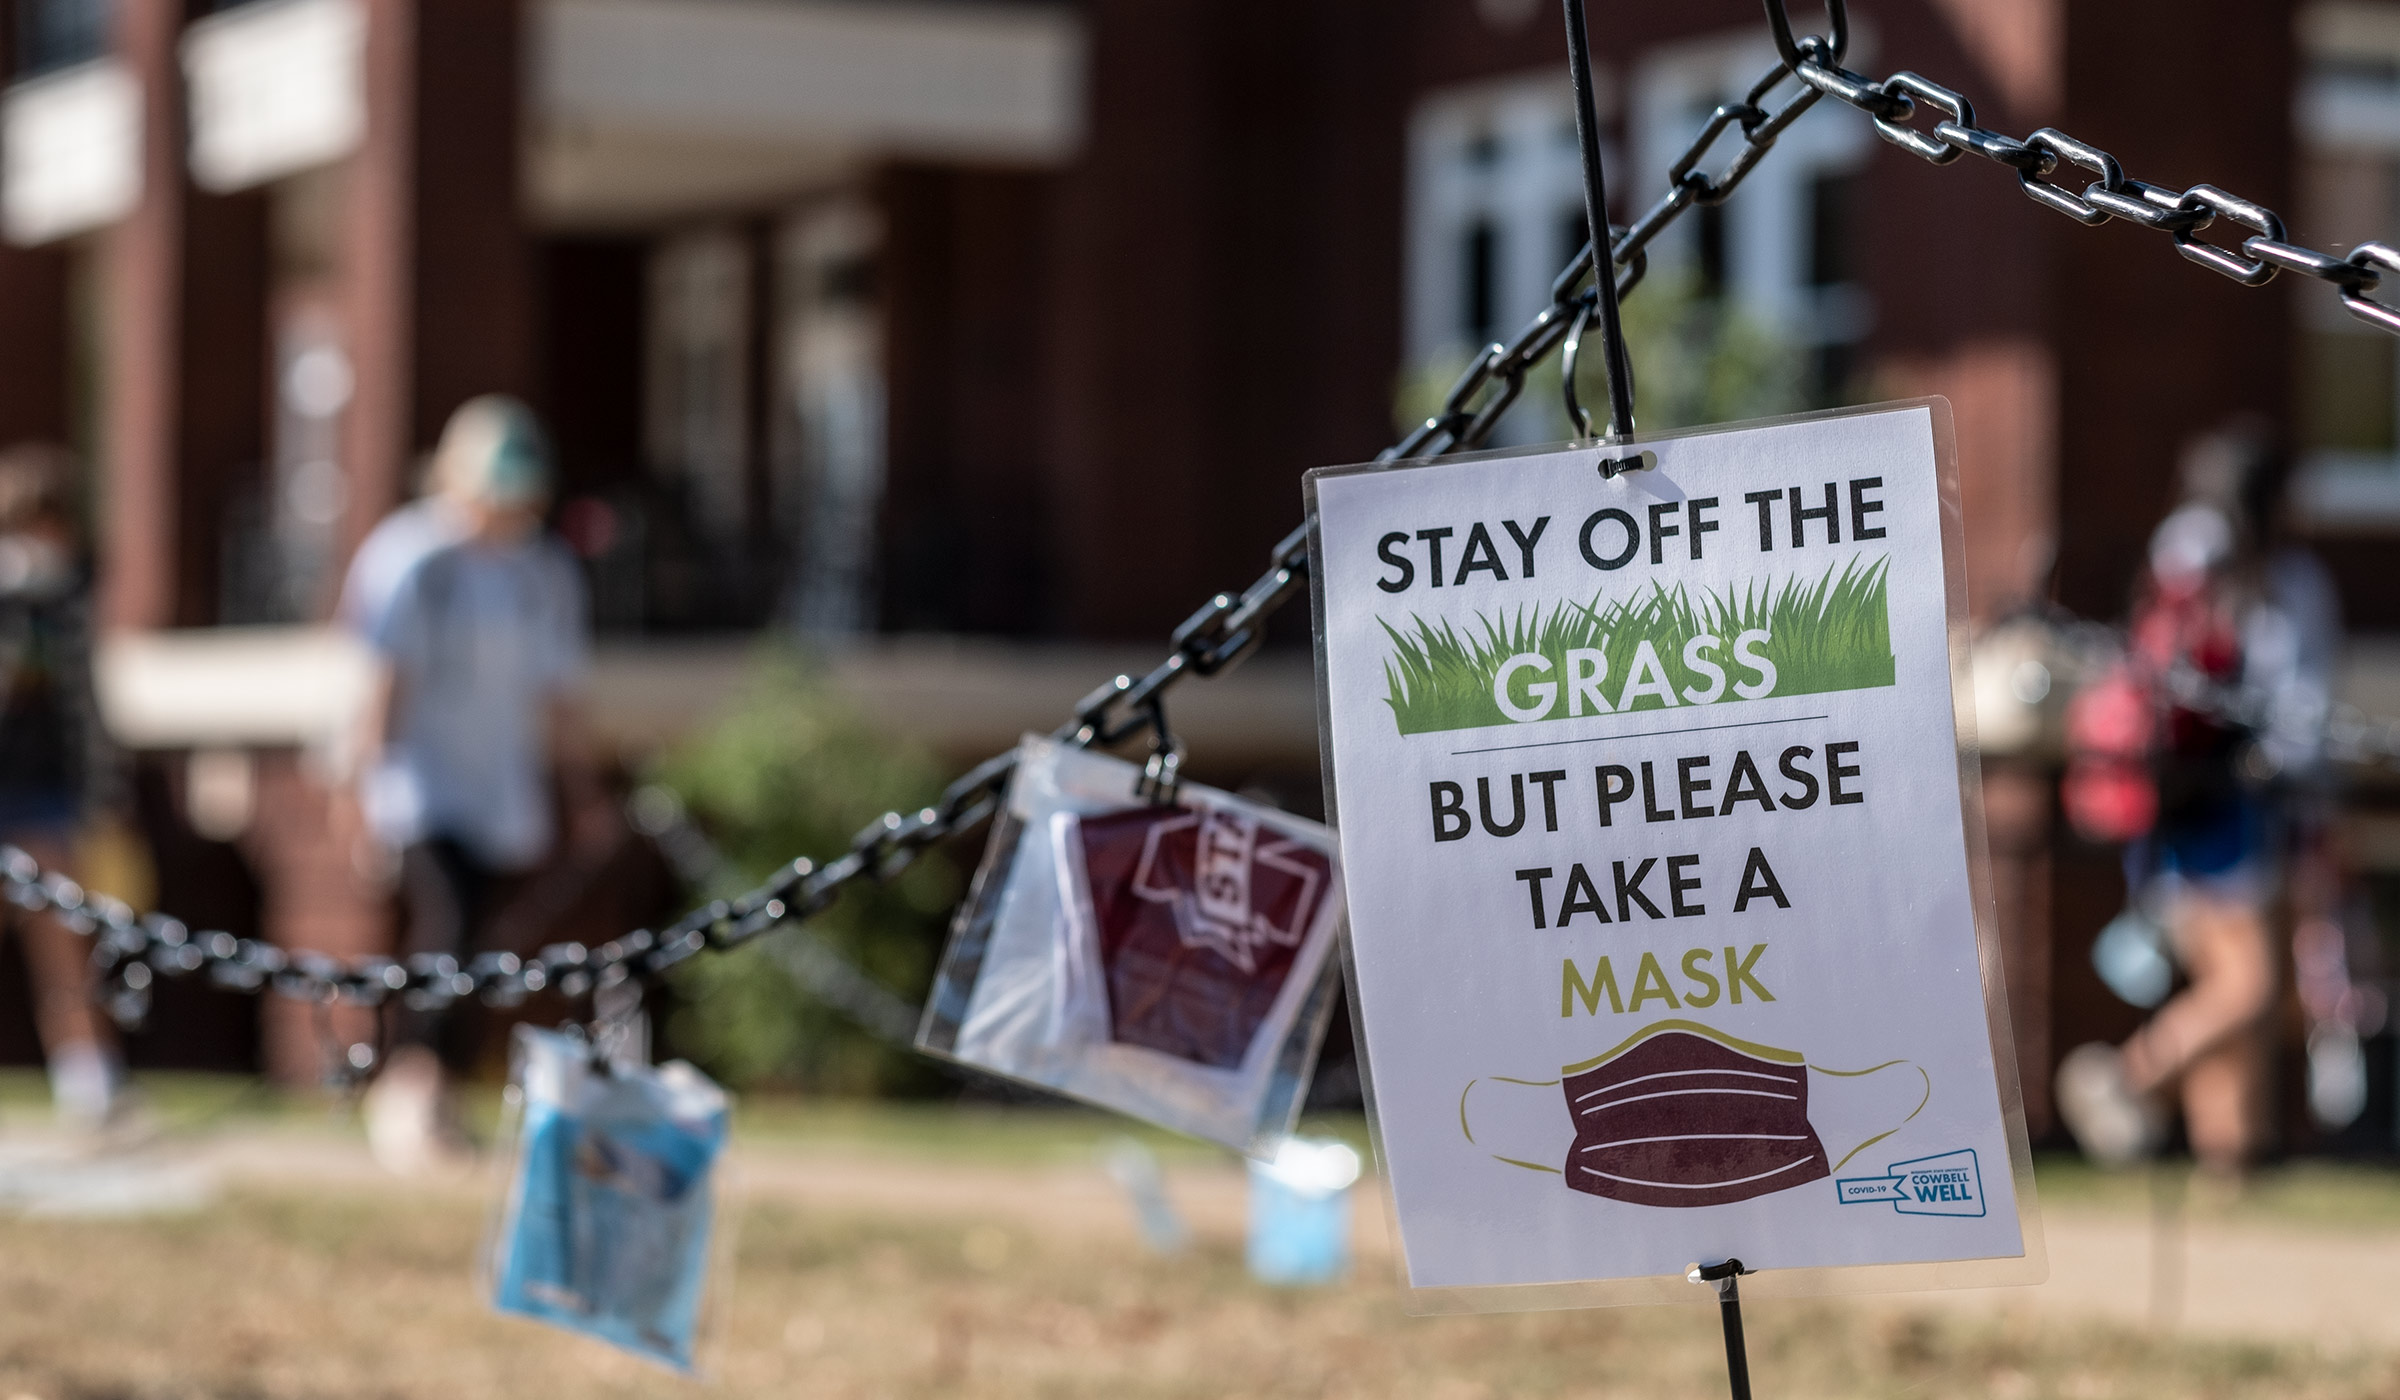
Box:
[369,838,485,1174]
[2120,890,2275,1098]
[2059,884,2276,1167]
[433,850,499,1079]
[6,827,124,1128]
[2179,1029,2270,1175]
[392,838,482,1056]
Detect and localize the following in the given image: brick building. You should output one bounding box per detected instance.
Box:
[0,0,2393,1143]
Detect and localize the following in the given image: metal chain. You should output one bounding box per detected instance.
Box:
[2,739,1018,1028]
[13,7,1814,1032]
[2153,663,2400,775]
[22,0,2400,1032]
[1761,0,2400,331]
[1387,41,1828,462]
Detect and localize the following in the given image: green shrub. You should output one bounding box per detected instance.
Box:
[651,651,962,1095]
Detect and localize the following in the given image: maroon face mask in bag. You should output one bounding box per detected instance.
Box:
[1071,804,1336,1069]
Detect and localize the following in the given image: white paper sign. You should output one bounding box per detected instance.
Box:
[1306,402,2040,1304]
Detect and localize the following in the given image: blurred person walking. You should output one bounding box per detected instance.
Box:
[0,443,129,1133]
[346,397,599,1174]
[2055,423,2340,1179]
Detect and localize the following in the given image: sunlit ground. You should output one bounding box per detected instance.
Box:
[0,1075,2396,1399]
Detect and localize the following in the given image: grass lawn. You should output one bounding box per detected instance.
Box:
[0,1080,2396,1399]
[0,1182,2390,1400]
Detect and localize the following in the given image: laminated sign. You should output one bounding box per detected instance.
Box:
[1306,401,2043,1309]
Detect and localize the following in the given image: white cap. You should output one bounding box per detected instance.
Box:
[2148,502,2232,587]
[1253,1137,1363,1197]
[432,395,552,507]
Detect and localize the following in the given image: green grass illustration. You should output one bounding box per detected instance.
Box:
[1379,556,1896,735]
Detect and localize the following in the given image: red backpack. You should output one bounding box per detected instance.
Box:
[2061,578,2243,844]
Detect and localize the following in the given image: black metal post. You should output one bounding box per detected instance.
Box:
[1691,1259,1754,1400]
[1560,0,1636,442]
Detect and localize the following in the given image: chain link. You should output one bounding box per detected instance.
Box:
[1762,0,2400,330]
[0,741,1018,1028]
[18,35,1807,1028]
[2152,664,2400,777]
[23,0,2400,1035]
[1388,44,1829,463]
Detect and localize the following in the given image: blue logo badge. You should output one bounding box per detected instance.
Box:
[1834,1148,1985,1217]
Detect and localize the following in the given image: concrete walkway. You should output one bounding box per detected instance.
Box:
[1911,1202,2400,1348]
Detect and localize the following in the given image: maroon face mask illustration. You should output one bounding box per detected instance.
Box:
[1073,804,1334,1068]
[1560,1023,1830,1208]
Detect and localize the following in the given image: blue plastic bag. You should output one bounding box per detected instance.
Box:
[2091,905,2173,1009]
[487,1026,731,1371]
[1245,1137,1360,1286]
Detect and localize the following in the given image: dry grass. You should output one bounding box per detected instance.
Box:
[0,1132,2396,1400]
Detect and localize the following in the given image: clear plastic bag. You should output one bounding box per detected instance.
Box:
[485,1025,731,1372]
[919,734,1345,1156]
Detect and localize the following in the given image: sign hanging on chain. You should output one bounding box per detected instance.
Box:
[1307,400,2044,1309]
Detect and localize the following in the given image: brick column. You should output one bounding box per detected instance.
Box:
[0,245,70,450]
[2051,0,2296,619]
[252,0,533,1082]
[0,0,69,451]
[338,0,532,561]
[248,755,386,1084]
[1980,763,2054,1136]
[99,0,187,633]
[100,0,268,632]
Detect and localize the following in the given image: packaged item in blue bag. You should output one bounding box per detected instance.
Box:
[486,1025,731,1372]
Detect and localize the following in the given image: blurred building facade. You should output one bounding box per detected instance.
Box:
[0,0,2392,1141]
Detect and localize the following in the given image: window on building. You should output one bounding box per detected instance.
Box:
[1693,201,1728,301]
[1461,219,1499,347]
[1629,34,1871,415]
[2294,5,2400,526]
[638,205,888,634]
[1406,74,1599,445]
[648,228,753,550]
[642,227,763,627]
[1558,207,1590,281]
[1405,35,1871,443]
[16,0,111,76]
[1803,169,1859,403]
[1806,169,1853,288]
[772,200,885,638]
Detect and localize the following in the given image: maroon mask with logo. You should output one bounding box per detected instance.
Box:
[1561,1026,1829,1208]
[1074,804,1333,1068]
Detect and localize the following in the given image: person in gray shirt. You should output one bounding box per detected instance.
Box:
[347,397,600,1173]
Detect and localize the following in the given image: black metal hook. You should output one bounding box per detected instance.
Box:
[310,995,381,1095]
[1134,695,1184,805]
[1558,285,1651,478]
[1560,298,1597,440]
[586,963,648,1073]
[1561,0,1635,453]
